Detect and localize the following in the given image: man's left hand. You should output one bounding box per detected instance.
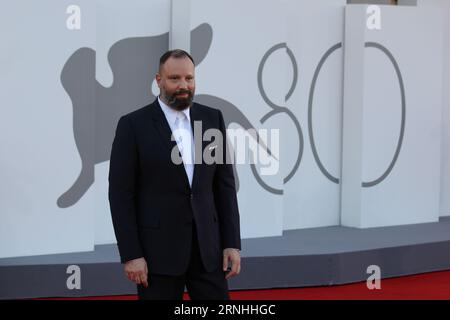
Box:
[223,248,241,280]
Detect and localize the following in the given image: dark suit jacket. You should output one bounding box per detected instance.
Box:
[108,99,241,276]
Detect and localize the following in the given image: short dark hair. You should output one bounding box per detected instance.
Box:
[159,49,195,71]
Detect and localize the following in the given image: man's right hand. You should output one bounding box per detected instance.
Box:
[124,257,148,287]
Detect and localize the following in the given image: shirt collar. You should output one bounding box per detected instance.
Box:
[158,96,191,125]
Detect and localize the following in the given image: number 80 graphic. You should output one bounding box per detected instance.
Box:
[256,42,406,194]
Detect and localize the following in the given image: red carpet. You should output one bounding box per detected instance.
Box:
[37,270,450,300]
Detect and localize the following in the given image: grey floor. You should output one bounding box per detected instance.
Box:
[2,217,450,299]
[1,217,450,265]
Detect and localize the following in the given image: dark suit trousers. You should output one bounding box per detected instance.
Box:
[137,223,229,300]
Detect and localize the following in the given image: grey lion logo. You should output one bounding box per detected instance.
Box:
[58,23,274,208]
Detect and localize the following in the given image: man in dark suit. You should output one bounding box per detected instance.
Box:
[108,49,241,300]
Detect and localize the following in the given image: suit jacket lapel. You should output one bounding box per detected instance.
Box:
[189,103,204,192]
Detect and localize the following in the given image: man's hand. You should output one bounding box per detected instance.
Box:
[223,248,241,280]
[124,257,148,287]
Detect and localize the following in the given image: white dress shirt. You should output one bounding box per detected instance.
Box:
[158,97,195,187]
